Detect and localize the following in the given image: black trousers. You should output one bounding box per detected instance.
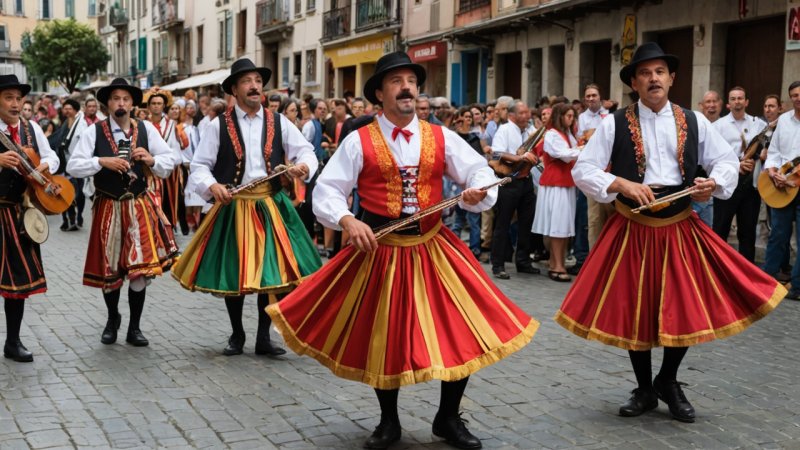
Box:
[490,177,535,270]
[712,175,760,262]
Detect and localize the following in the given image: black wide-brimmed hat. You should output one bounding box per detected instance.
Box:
[619,42,679,87]
[363,51,426,105]
[96,78,143,106]
[0,74,31,96]
[222,58,272,95]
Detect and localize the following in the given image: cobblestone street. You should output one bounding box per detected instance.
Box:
[0,216,798,449]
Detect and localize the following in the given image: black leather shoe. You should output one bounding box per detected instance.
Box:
[255,336,286,356]
[516,265,541,275]
[125,329,149,347]
[100,313,122,345]
[3,340,33,362]
[364,420,401,449]
[432,414,482,449]
[653,376,695,423]
[619,387,658,417]
[223,334,245,356]
[77,216,83,228]
[492,270,510,280]
[59,221,69,231]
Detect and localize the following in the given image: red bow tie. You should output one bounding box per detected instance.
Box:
[391,126,413,143]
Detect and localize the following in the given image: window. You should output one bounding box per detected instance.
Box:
[237,10,246,54]
[182,29,191,69]
[281,57,289,86]
[217,19,224,59]
[307,0,315,13]
[295,0,302,17]
[196,25,203,63]
[306,49,316,82]
[225,11,233,60]
[88,0,96,16]
[39,0,53,19]
[14,0,22,16]
[65,0,74,18]
[130,39,137,74]
[0,26,8,51]
[138,36,146,71]
[153,38,160,69]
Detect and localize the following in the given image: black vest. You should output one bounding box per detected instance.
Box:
[0,120,39,203]
[610,104,699,218]
[212,110,284,193]
[93,119,150,199]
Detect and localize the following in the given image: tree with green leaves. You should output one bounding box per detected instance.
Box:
[21,19,110,92]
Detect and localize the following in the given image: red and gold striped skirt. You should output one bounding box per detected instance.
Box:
[555,204,785,351]
[267,222,538,389]
[83,194,179,291]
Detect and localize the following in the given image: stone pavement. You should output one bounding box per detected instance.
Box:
[1,216,799,449]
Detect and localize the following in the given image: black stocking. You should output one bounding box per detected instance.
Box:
[127,287,146,332]
[4,298,24,344]
[438,377,469,418]
[225,296,245,338]
[657,347,688,381]
[374,388,400,425]
[628,350,653,390]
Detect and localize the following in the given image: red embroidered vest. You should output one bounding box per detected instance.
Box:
[539,129,576,188]
[356,118,445,233]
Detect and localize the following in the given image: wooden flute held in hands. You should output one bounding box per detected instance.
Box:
[630,186,697,214]
[373,177,512,239]
[228,164,292,195]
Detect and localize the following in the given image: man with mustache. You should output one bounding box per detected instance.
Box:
[67,78,179,348]
[0,75,60,362]
[558,43,784,423]
[172,58,321,357]
[267,52,538,450]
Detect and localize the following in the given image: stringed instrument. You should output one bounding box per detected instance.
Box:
[489,126,546,177]
[0,128,74,215]
[758,156,800,209]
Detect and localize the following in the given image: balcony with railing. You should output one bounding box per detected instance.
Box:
[256,0,291,37]
[322,4,351,41]
[110,6,129,28]
[152,0,184,30]
[355,0,392,31]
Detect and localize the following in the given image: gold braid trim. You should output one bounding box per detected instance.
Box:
[366,119,402,217]
[417,120,436,208]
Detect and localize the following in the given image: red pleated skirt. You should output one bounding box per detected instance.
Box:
[267,222,538,389]
[555,204,785,350]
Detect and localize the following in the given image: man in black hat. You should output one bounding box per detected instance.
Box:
[172,58,321,357]
[0,74,60,362]
[266,51,538,450]
[67,78,179,348]
[555,42,784,423]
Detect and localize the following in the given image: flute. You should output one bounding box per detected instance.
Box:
[228,164,293,195]
[373,177,511,239]
[631,186,697,213]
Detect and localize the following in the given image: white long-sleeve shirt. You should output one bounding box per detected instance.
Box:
[152,115,183,168]
[577,107,608,137]
[66,117,176,179]
[713,112,767,159]
[543,129,580,162]
[763,110,800,170]
[189,105,318,201]
[572,101,740,203]
[491,121,535,154]
[0,119,59,174]
[312,113,498,230]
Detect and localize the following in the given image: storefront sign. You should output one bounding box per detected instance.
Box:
[408,42,447,63]
[788,1,800,51]
[325,35,394,68]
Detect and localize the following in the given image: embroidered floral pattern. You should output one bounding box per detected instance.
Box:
[417,120,436,209]
[100,119,139,155]
[367,119,402,217]
[672,104,688,178]
[626,103,688,179]
[224,107,275,166]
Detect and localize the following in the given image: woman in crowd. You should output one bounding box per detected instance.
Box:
[532,103,581,282]
[279,98,302,129]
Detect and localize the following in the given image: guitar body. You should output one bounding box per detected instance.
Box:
[20,146,75,215]
[488,159,517,177]
[758,168,800,209]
